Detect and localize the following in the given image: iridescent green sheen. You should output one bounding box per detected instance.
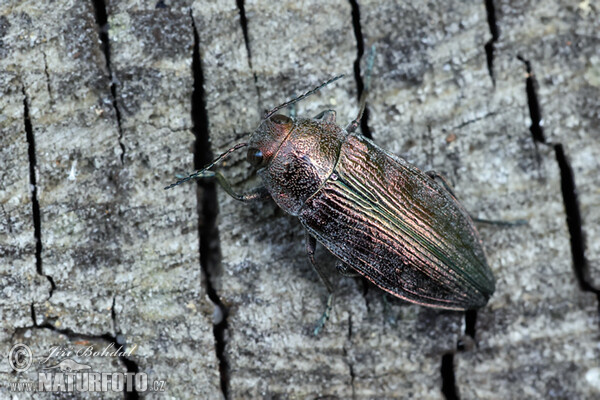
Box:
[299,133,494,310]
[251,114,494,311]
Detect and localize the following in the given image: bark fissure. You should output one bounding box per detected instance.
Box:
[23,86,55,296]
[453,111,497,130]
[92,0,125,164]
[441,352,459,400]
[517,57,599,307]
[42,51,52,101]
[30,303,36,325]
[517,56,545,144]
[191,14,230,399]
[109,295,140,400]
[236,0,251,66]
[349,0,372,138]
[464,309,477,339]
[554,144,599,301]
[484,0,499,85]
[235,0,261,108]
[16,317,140,399]
[110,294,117,332]
[345,315,356,399]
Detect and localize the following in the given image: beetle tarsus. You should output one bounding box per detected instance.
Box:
[473,218,528,227]
[313,293,334,336]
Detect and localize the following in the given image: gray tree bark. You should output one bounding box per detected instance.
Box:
[1,0,598,399]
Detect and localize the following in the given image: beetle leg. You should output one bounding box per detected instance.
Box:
[346,45,376,133]
[426,170,527,226]
[472,217,528,227]
[196,170,271,203]
[345,90,368,133]
[381,294,398,325]
[335,261,360,277]
[306,233,335,292]
[426,170,458,198]
[314,110,337,123]
[305,232,335,335]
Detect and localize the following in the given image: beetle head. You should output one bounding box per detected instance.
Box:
[246,114,294,170]
[246,74,344,172]
[164,75,344,191]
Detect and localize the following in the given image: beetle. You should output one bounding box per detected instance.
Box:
[166,74,495,334]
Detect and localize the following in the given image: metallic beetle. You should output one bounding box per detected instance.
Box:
[167,76,495,333]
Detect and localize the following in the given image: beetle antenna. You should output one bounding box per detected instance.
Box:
[164,142,248,190]
[264,74,345,119]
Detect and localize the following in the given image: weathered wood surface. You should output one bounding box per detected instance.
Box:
[1,0,598,399]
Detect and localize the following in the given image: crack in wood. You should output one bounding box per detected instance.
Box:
[235,0,261,110]
[42,50,52,102]
[191,13,230,400]
[349,0,372,139]
[517,56,546,144]
[484,0,499,86]
[22,85,55,297]
[516,56,600,310]
[441,352,458,400]
[15,314,140,399]
[554,144,600,301]
[346,315,356,399]
[464,309,477,339]
[92,0,125,165]
[236,0,251,66]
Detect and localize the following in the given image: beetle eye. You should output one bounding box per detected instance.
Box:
[247,148,264,167]
[270,114,292,125]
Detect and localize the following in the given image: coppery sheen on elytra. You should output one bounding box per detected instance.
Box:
[249,112,494,310]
